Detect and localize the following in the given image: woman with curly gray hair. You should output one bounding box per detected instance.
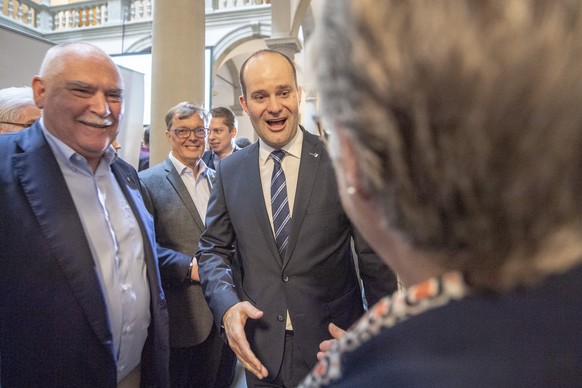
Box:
[300,0,582,386]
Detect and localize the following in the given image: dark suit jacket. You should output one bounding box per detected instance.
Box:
[197,129,395,377]
[139,158,216,348]
[201,145,238,170]
[330,264,582,387]
[0,123,170,387]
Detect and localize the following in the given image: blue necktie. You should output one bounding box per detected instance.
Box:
[271,150,291,258]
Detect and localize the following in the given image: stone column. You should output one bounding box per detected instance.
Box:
[149,0,205,166]
[265,36,302,61]
[265,0,302,60]
[301,91,319,135]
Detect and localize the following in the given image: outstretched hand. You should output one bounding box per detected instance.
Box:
[223,301,269,380]
[317,323,346,361]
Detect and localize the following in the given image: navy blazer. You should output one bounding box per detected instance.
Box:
[197,129,396,377]
[0,123,170,387]
[201,145,238,170]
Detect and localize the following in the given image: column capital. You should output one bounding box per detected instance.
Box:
[265,36,302,61]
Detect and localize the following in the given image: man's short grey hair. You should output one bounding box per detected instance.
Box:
[313,0,582,290]
[164,101,208,131]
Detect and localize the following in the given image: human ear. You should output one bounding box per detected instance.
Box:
[32,76,46,109]
[239,95,249,116]
[334,127,370,200]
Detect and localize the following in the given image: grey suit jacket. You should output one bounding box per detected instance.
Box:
[140,157,216,348]
[197,128,396,377]
[0,123,169,387]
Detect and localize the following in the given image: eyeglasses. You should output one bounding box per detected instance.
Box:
[0,121,35,128]
[172,127,208,139]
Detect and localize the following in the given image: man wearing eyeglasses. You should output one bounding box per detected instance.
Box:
[0,42,170,387]
[139,101,237,387]
[0,86,41,134]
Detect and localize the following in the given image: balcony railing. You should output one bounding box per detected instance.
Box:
[0,0,270,32]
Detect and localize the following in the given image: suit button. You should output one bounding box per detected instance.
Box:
[277,315,284,322]
[282,275,289,282]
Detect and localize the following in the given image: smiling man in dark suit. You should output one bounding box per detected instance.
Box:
[0,42,169,387]
[197,49,397,387]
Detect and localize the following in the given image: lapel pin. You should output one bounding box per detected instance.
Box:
[310,152,319,158]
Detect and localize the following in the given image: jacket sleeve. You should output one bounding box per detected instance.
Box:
[195,165,240,327]
[352,226,399,307]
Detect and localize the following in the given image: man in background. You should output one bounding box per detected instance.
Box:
[139,125,150,171]
[202,106,239,169]
[0,86,41,133]
[235,136,251,149]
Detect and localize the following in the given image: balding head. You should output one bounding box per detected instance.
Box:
[32,42,124,172]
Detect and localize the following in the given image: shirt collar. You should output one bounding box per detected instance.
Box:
[169,152,208,179]
[259,126,303,166]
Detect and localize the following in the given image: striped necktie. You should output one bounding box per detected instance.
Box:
[271,150,291,258]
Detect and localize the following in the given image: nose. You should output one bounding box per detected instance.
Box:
[186,130,201,142]
[91,92,112,117]
[267,96,282,114]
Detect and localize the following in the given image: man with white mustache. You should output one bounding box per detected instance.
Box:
[0,42,170,387]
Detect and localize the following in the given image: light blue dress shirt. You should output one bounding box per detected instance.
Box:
[41,121,150,382]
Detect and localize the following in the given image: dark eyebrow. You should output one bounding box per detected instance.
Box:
[250,89,267,97]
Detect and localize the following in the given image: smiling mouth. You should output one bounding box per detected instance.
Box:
[266,118,287,129]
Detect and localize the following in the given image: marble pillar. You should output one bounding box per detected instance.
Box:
[149,0,205,166]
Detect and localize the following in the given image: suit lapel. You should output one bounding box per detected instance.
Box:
[163,158,205,230]
[283,130,323,266]
[13,125,113,355]
[111,161,165,302]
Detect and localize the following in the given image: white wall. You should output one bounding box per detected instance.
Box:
[0,26,51,89]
